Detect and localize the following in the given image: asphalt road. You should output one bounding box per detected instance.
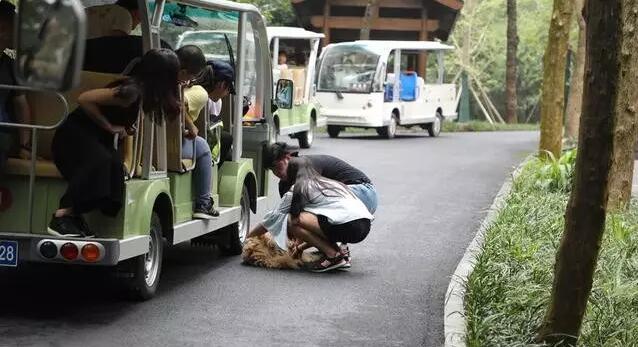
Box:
[0,130,538,347]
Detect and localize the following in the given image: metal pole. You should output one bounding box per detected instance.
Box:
[305,38,320,103]
[232,12,247,162]
[272,37,279,68]
[393,49,401,102]
[27,128,37,233]
[437,50,444,84]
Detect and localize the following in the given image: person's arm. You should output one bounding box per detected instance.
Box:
[77,88,135,136]
[13,94,32,159]
[184,114,198,139]
[246,223,268,239]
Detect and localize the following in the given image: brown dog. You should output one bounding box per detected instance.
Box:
[241,234,321,269]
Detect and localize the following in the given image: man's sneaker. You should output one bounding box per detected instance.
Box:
[48,215,89,237]
[307,254,347,273]
[193,199,220,219]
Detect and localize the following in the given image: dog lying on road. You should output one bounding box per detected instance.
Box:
[241,234,321,269]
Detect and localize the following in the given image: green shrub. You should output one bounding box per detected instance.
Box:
[465,156,638,346]
[531,149,577,192]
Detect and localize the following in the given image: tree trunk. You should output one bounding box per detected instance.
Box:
[564,0,586,142]
[505,0,519,124]
[360,0,379,40]
[607,2,638,211]
[538,0,574,159]
[536,0,637,344]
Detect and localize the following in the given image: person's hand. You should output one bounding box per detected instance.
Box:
[126,125,137,136]
[185,124,198,139]
[17,145,44,160]
[110,125,129,138]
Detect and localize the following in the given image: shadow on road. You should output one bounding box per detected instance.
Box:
[0,243,234,324]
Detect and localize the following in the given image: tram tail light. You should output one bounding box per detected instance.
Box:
[81,244,101,262]
[60,242,79,260]
[39,241,57,259]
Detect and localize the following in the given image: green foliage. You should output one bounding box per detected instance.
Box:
[442,120,540,132]
[530,149,577,192]
[465,158,638,346]
[448,0,555,122]
[236,0,296,26]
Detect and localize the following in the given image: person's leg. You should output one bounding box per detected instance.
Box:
[288,213,340,258]
[185,136,218,218]
[349,183,378,214]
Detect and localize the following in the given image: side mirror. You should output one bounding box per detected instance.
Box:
[274,79,293,110]
[15,0,86,91]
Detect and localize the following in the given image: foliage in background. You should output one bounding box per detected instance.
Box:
[236,0,296,26]
[447,0,555,123]
[464,155,638,346]
[442,121,539,132]
[532,149,577,192]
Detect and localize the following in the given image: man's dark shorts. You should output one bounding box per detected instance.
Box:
[317,215,371,244]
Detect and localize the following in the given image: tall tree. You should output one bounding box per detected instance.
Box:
[564,0,586,142]
[505,0,519,124]
[606,1,638,211]
[360,0,380,40]
[538,0,574,158]
[536,0,638,344]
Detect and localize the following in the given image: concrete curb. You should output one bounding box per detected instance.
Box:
[443,164,525,347]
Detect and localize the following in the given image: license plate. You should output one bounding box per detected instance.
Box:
[0,240,18,267]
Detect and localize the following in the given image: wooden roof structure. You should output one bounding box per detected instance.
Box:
[291,0,463,44]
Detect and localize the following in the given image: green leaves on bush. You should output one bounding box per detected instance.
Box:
[532,149,577,192]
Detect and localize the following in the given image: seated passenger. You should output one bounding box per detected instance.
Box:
[195,61,236,167]
[277,51,288,70]
[0,2,32,172]
[86,0,140,39]
[176,45,219,219]
[295,52,307,66]
[48,49,181,237]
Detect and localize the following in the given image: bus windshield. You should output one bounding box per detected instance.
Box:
[317,45,381,93]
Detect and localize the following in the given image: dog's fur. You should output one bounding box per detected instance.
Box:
[242,234,321,269]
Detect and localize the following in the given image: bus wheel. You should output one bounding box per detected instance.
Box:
[298,118,316,148]
[378,113,397,139]
[427,111,443,137]
[120,212,163,301]
[327,125,341,138]
[219,186,250,256]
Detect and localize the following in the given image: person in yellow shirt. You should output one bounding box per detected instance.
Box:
[177,46,219,219]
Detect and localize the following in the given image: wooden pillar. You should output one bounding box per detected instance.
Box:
[418,6,428,77]
[322,0,331,46]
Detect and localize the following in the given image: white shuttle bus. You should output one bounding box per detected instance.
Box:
[316,40,457,139]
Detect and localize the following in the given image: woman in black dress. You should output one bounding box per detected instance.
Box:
[48,48,181,237]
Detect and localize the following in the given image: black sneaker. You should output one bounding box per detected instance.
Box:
[193,199,220,219]
[73,215,94,238]
[47,215,89,237]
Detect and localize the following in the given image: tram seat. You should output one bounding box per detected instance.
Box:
[400,72,418,101]
[3,71,139,178]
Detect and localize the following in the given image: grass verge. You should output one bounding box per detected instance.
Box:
[465,155,638,346]
[443,121,539,132]
[316,121,539,135]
